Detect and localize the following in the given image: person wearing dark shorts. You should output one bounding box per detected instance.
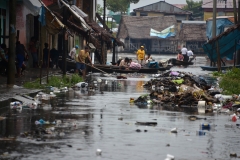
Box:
[77,46,93,80]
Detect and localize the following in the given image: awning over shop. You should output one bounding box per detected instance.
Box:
[59,0,91,31]
[203,24,240,62]
[23,0,41,16]
[43,0,124,48]
[38,0,65,35]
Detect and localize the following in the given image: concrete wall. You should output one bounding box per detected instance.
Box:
[16,3,35,48]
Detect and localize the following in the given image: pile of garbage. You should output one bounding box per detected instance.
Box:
[133,71,240,114]
[19,119,80,142]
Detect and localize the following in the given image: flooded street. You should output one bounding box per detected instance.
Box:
[0,54,239,160]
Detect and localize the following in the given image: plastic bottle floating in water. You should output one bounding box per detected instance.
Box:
[199,123,216,130]
[196,130,206,136]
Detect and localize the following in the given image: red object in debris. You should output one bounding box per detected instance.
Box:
[232,115,237,122]
[223,102,233,108]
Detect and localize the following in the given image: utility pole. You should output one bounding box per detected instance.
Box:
[62,5,68,75]
[102,0,106,64]
[112,40,116,64]
[212,0,216,38]
[62,7,66,75]
[233,0,237,24]
[103,0,106,28]
[7,0,16,87]
[211,0,217,67]
[225,0,227,16]
[236,0,240,65]
[238,0,240,23]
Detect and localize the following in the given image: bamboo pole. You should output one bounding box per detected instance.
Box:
[84,63,109,75]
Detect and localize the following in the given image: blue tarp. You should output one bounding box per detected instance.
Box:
[38,6,46,26]
[203,28,240,62]
[148,61,159,69]
[206,19,234,40]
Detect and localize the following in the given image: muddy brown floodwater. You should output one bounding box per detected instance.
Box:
[0,54,239,160]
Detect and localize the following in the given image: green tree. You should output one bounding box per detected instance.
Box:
[97,4,103,16]
[106,0,139,14]
[183,0,203,20]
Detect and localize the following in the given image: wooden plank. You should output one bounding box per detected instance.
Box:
[12,95,37,104]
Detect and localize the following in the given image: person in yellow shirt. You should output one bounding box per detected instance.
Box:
[136,46,145,66]
[76,46,93,79]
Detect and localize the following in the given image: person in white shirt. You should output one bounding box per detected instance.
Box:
[181,45,188,62]
[69,45,79,60]
[187,49,194,62]
[187,49,194,57]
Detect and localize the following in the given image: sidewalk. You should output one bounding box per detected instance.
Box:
[0,67,62,106]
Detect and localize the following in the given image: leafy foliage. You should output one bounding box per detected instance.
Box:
[182,0,203,20]
[23,74,83,89]
[106,0,139,14]
[212,71,224,77]
[218,68,240,95]
[97,4,103,16]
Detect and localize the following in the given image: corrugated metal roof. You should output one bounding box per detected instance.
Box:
[133,1,191,15]
[23,0,41,16]
[202,0,238,9]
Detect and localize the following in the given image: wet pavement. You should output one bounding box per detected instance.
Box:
[0,55,239,160]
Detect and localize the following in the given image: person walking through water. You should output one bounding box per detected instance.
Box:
[136,46,145,66]
[16,41,28,77]
[0,43,8,75]
[50,47,59,68]
[29,37,38,68]
[43,43,49,68]
[76,46,93,80]
[181,45,188,62]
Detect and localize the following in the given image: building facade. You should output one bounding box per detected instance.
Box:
[202,0,238,21]
[132,1,192,21]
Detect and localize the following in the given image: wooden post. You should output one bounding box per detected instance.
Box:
[236,0,240,65]
[233,0,237,24]
[111,18,113,31]
[47,33,51,83]
[212,0,216,38]
[103,0,106,29]
[112,40,116,64]
[0,28,2,44]
[39,23,42,85]
[234,40,236,67]
[7,0,16,87]
[62,6,67,75]
[16,30,19,41]
[238,0,240,23]
[216,41,221,72]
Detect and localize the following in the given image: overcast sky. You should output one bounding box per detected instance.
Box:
[98,0,200,11]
